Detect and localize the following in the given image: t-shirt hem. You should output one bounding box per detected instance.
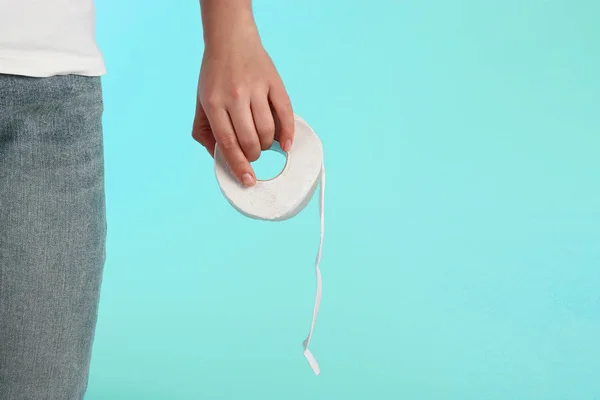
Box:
[0,52,106,77]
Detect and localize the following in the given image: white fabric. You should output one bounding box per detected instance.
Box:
[0,0,105,77]
[214,114,325,376]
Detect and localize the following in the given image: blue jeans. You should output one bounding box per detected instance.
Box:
[0,74,106,399]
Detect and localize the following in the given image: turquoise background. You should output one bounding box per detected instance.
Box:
[89,0,600,398]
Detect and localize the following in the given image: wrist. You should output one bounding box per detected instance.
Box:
[201,1,259,51]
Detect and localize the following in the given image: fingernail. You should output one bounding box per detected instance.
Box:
[284,140,292,152]
[241,173,255,187]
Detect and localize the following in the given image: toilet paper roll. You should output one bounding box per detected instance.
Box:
[214,114,325,376]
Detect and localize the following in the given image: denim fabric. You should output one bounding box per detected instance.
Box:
[0,74,106,399]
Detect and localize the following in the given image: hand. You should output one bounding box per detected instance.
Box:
[192,22,294,188]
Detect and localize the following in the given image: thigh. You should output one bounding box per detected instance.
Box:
[0,74,106,400]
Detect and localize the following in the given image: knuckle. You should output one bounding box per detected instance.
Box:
[202,95,221,110]
[219,135,238,151]
[257,121,276,137]
[192,126,209,143]
[238,137,255,150]
[192,130,202,142]
[275,94,292,110]
[230,85,244,100]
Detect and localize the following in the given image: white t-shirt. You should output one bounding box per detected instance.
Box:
[0,0,105,77]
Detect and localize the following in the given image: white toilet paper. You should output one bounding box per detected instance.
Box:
[214,114,325,376]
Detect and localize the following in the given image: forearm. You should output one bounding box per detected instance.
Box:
[200,0,258,51]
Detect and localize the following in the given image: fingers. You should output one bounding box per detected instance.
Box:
[192,97,216,157]
[229,102,262,162]
[195,88,289,187]
[205,106,256,187]
[251,96,276,151]
[196,75,291,188]
[269,81,294,152]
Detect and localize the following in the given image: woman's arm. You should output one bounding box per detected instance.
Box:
[193,0,294,187]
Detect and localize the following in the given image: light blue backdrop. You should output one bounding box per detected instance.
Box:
[89,0,600,398]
